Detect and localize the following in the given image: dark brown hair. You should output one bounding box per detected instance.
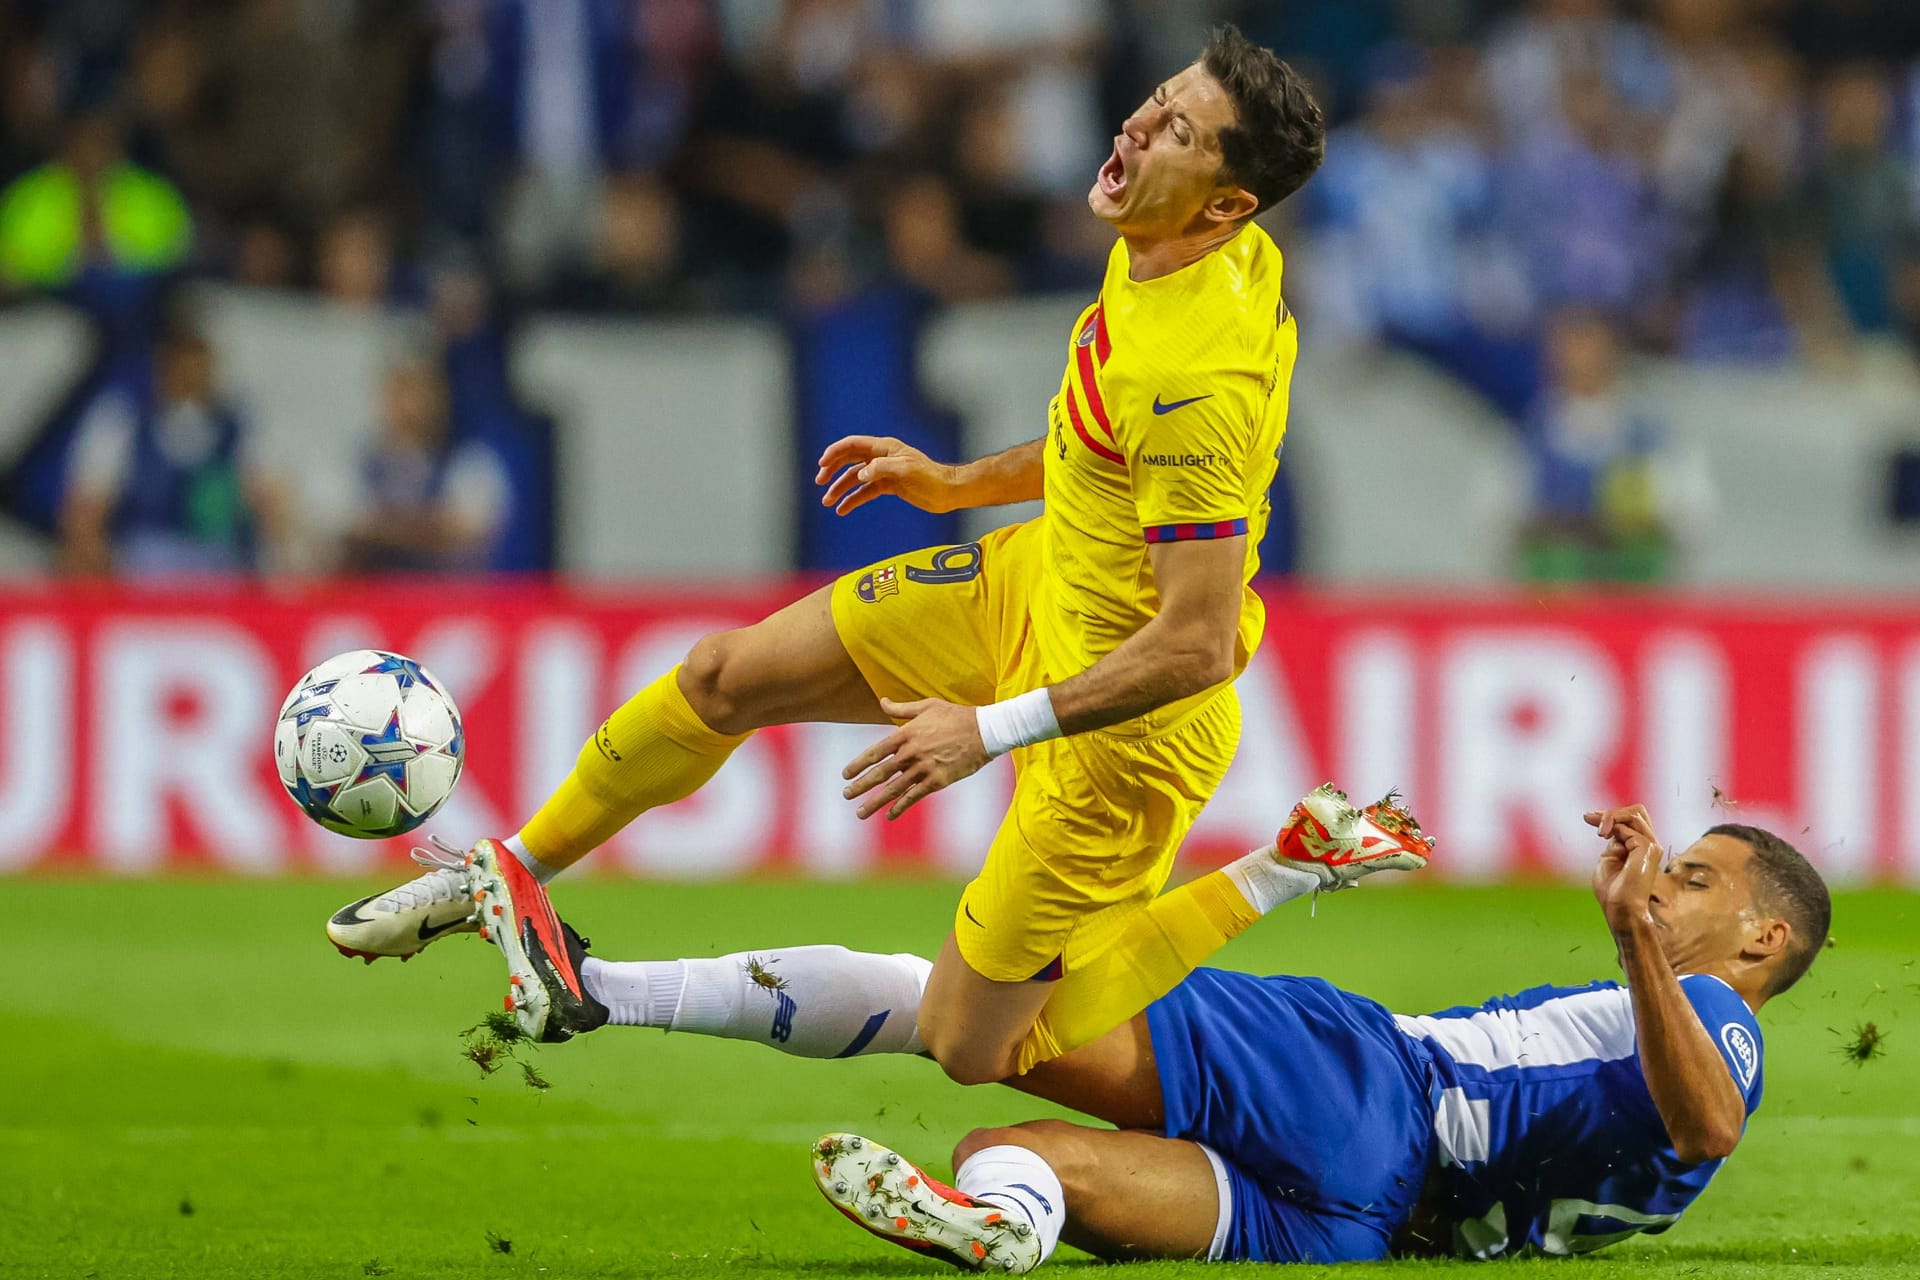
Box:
[1200,25,1327,215]
[1707,823,1831,995]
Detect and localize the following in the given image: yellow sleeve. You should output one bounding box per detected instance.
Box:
[1112,371,1259,542]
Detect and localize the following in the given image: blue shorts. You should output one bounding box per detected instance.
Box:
[1146,970,1437,1263]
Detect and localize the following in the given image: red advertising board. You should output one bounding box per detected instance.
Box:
[3,582,1916,882]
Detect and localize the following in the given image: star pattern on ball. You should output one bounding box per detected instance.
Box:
[288,775,337,822]
[353,713,431,793]
[364,655,435,690]
[288,680,339,730]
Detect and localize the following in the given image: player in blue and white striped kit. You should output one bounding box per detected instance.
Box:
[814,804,1829,1269]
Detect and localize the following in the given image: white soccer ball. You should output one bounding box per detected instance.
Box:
[274,649,464,838]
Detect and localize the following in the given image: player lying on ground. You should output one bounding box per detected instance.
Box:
[463,802,1825,1269]
[328,25,1327,1088]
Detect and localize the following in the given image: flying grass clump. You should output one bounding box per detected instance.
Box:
[460,1013,546,1090]
[1834,1021,1885,1066]
[743,955,789,993]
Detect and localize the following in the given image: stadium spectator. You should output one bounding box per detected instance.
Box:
[883,174,1016,304]
[316,206,399,308]
[1500,71,1672,328]
[1517,310,1710,583]
[1480,0,1674,146]
[1296,44,1537,415]
[481,0,717,297]
[1769,62,1920,352]
[58,310,288,578]
[340,352,512,574]
[0,109,191,292]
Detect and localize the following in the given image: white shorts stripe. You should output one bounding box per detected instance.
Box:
[1195,1142,1233,1262]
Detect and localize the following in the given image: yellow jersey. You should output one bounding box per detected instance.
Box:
[1034,223,1296,728]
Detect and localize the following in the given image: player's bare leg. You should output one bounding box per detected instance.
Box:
[813,1117,1222,1271]
[915,935,1061,1086]
[328,587,886,960]
[675,584,891,737]
[1011,1016,1163,1131]
[955,1121,1224,1262]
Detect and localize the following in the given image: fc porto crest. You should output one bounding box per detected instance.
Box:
[856,564,900,603]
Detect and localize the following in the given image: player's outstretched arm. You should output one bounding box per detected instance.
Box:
[1047,535,1245,733]
[815,436,1044,515]
[1588,806,1749,1164]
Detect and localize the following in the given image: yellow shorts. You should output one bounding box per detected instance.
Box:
[830,520,1242,982]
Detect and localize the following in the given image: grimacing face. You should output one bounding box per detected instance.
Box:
[1089,64,1256,238]
[1642,833,1785,978]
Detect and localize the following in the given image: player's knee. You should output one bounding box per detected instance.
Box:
[953,1126,1019,1167]
[929,1044,1016,1088]
[918,1017,1016,1087]
[953,1121,1085,1177]
[679,630,764,735]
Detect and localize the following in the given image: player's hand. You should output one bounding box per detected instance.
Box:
[842,697,990,820]
[816,436,964,516]
[1585,804,1664,933]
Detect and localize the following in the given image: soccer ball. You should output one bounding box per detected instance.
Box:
[274,649,465,838]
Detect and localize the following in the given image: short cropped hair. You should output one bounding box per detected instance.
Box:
[1707,823,1831,995]
[1200,25,1326,215]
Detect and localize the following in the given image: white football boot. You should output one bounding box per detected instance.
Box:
[1272,783,1435,890]
[813,1134,1042,1273]
[325,838,485,962]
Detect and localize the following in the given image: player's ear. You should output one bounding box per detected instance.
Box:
[1743,914,1791,965]
[1205,184,1259,226]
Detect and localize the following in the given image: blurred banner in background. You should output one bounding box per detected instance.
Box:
[5,582,1915,883]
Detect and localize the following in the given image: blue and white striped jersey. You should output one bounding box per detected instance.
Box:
[1394,975,1763,1258]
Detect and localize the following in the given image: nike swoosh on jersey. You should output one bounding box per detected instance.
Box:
[1152,393,1214,415]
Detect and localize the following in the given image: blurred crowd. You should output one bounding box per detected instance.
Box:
[3,0,1919,582]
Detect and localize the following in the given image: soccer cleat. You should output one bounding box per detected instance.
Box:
[326,837,483,962]
[466,839,607,1043]
[1273,783,1434,889]
[812,1134,1042,1274]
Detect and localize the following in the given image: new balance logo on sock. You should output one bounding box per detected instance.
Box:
[1008,1183,1054,1215]
[770,990,797,1043]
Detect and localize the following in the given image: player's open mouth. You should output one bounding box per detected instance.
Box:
[1098,143,1126,198]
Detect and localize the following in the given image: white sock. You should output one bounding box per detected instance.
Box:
[581,957,684,1025]
[955,1145,1066,1265]
[504,833,562,885]
[581,946,932,1059]
[1223,843,1323,914]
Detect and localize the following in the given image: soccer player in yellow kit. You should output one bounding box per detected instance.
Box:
[328,26,1353,1086]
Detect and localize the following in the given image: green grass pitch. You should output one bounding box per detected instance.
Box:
[7,876,1916,1279]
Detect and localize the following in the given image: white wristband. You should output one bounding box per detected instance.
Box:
[976,688,1062,758]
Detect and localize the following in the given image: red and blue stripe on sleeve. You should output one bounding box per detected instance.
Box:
[1143,518,1250,544]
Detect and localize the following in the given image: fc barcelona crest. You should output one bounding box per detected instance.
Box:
[856,564,900,603]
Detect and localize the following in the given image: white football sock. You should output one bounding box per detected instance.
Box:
[581,957,684,1025]
[955,1145,1066,1265]
[504,832,562,885]
[581,947,932,1059]
[1223,843,1323,914]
